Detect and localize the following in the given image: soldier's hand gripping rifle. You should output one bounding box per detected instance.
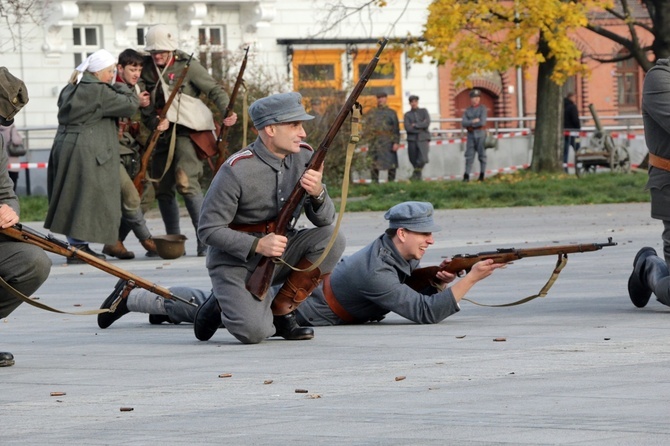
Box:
[214,47,249,172]
[1,224,196,307]
[132,53,194,195]
[405,238,617,292]
[246,38,389,300]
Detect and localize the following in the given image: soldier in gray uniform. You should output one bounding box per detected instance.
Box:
[403,95,431,181]
[462,89,488,182]
[96,202,501,330]
[98,92,346,342]
[365,92,400,183]
[0,67,52,367]
[628,59,670,309]
[140,25,237,256]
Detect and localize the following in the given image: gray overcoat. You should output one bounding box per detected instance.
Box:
[45,73,138,244]
[364,106,400,170]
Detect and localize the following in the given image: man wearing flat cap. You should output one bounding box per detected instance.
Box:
[404,95,431,181]
[140,24,237,257]
[364,92,400,183]
[0,67,52,367]
[190,91,346,344]
[296,201,504,325]
[462,88,488,182]
[99,200,501,329]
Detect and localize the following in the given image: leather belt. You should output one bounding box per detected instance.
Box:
[649,153,670,172]
[229,221,276,234]
[322,275,357,324]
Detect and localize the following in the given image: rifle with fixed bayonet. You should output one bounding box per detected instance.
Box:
[405,238,617,292]
[214,46,249,172]
[246,38,388,300]
[1,224,196,307]
[132,53,194,195]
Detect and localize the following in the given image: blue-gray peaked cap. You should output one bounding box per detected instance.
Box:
[384,201,442,233]
[249,92,314,130]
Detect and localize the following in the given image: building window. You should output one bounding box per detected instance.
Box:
[292,49,344,105]
[616,53,640,111]
[198,26,226,80]
[72,26,101,67]
[354,49,402,115]
[137,26,148,47]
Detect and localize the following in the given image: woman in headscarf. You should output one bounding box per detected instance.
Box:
[45,49,139,263]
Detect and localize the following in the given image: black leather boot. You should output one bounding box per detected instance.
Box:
[0,351,15,367]
[193,294,222,341]
[149,314,174,325]
[628,247,669,308]
[463,173,469,182]
[98,279,130,328]
[273,312,314,340]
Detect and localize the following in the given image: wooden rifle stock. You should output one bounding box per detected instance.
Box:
[246,38,389,300]
[214,47,249,172]
[1,224,196,307]
[405,238,617,292]
[132,53,194,194]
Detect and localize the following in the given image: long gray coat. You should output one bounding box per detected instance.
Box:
[45,73,138,244]
[364,106,400,170]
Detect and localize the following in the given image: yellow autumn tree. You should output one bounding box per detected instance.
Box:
[417,0,609,172]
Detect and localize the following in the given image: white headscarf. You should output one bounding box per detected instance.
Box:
[74,49,116,83]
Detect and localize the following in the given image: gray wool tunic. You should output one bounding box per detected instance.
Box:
[297,233,460,326]
[45,73,138,244]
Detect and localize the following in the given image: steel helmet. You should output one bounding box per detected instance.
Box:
[144,25,178,52]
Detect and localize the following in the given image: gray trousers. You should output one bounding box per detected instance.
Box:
[118,164,151,242]
[0,236,51,318]
[464,133,486,175]
[210,226,346,344]
[662,220,670,267]
[127,286,210,324]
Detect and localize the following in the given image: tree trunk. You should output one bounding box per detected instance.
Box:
[531,34,562,173]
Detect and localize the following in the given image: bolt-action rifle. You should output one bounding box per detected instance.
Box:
[132,53,194,195]
[405,238,617,292]
[214,46,249,172]
[0,224,196,307]
[246,38,389,300]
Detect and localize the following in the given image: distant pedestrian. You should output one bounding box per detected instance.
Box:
[0,123,22,191]
[461,89,487,182]
[563,92,581,173]
[364,92,400,183]
[403,95,431,181]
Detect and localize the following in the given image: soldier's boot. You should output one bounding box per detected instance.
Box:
[463,173,469,182]
[140,237,160,258]
[98,279,131,328]
[193,294,222,341]
[478,172,485,182]
[103,240,135,260]
[271,259,322,340]
[628,247,670,308]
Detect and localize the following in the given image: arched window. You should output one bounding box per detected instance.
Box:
[616,52,641,112]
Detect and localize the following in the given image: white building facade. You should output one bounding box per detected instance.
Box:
[2,0,438,131]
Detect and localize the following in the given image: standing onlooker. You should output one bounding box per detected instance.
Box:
[0,123,22,191]
[403,95,431,181]
[102,48,162,260]
[364,92,400,183]
[44,49,139,263]
[563,92,581,173]
[140,24,237,257]
[461,89,487,182]
[0,67,52,367]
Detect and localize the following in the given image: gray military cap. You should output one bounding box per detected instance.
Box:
[384,201,442,233]
[249,92,314,130]
[0,67,29,126]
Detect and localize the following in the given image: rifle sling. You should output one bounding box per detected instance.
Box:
[648,153,670,172]
[0,275,115,316]
[462,254,568,307]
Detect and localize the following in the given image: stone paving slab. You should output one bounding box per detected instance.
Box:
[2,202,669,445]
